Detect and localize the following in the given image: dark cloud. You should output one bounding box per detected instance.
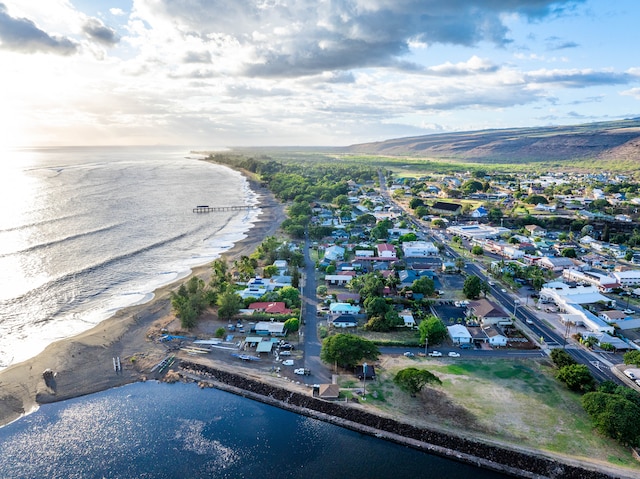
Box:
[0,3,77,55]
[82,18,120,46]
[144,0,585,77]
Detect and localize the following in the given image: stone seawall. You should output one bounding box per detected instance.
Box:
[179,360,631,479]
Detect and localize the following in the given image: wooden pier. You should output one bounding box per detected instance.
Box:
[192,205,258,213]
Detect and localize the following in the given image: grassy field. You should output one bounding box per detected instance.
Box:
[345,356,640,470]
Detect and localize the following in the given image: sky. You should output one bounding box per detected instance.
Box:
[1,0,639,148]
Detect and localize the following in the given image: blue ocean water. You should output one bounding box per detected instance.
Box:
[0,146,259,368]
[0,381,510,479]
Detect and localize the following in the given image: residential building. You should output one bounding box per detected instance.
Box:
[431,201,462,216]
[466,299,512,326]
[402,241,439,257]
[376,243,397,258]
[447,324,472,345]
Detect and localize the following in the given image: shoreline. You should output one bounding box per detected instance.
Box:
[0,172,286,428]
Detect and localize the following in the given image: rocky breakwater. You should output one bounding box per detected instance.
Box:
[179,360,632,479]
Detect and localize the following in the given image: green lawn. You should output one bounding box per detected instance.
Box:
[373,358,640,470]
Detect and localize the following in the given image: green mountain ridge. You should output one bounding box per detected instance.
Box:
[345,118,640,164]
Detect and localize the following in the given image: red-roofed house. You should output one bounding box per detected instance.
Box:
[248,302,292,314]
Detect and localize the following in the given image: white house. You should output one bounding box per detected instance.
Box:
[324,274,354,286]
[399,310,416,328]
[447,324,472,344]
[376,243,397,258]
[402,241,439,257]
[484,326,508,347]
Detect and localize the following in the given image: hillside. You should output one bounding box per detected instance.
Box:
[345,119,640,164]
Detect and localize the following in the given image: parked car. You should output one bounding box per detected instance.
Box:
[294,368,310,375]
[624,309,634,314]
[282,359,294,366]
[403,351,415,358]
[501,288,507,293]
[448,352,461,357]
[428,351,442,357]
[279,351,292,356]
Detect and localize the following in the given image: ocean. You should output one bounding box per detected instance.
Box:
[0,146,259,369]
[0,381,510,479]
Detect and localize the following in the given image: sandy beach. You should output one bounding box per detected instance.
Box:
[0,174,286,428]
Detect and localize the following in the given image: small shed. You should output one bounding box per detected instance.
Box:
[317,384,340,399]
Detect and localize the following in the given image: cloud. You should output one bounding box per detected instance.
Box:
[82,18,120,46]
[0,2,77,55]
[134,0,584,77]
[525,68,637,88]
[110,8,126,16]
[424,56,499,76]
[183,50,212,63]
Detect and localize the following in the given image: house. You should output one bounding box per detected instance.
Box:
[399,310,416,328]
[525,225,547,237]
[273,260,288,273]
[402,241,439,257]
[431,201,462,216]
[447,324,472,345]
[538,256,577,272]
[329,302,361,314]
[471,206,488,218]
[330,314,358,328]
[600,310,627,323]
[324,273,354,286]
[612,270,640,287]
[376,243,397,258]
[247,302,292,315]
[484,325,508,347]
[253,321,287,336]
[324,245,345,261]
[467,299,512,326]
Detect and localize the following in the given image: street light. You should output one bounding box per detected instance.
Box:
[424,337,428,356]
[362,362,367,400]
[513,299,520,316]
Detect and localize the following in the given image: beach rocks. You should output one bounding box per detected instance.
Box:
[42,369,57,391]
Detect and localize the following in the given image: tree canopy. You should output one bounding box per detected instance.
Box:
[394,367,442,397]
[418,315,448,346]
[320,334,379,369]
[463,275,482,299]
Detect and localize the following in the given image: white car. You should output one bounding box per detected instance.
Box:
[448,352,461,358]
[282,359,294,366]
[624,309,634,314]
[501,288,507,293]
[403,351,415,358]
[279,350,292,356]
[428,351,442,357]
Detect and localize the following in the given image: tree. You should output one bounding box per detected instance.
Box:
[561,248,577,258]
[217,289,243,320]
[263,265,279,278]
[488,208,503,222]
[623,350,640,366]
[411,276,435,296]
[463,275,482,299]
[471,245,484,255]
[394,367,442,397]
[418,315,448,345]
[556,364,595,393]
[364,295,389,318]
[582,391,640,446]
[415,205,428,218]
[215,327,226,338]
[316,285,328,297]
[454,257,465,273]
[283,317,299,333]
[462,179,484,194]
[320,334,379,369]
[550,348,577,369]
[278,286,301,308]
[409,198,425,209]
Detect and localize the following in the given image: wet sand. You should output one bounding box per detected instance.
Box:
[0,174,286,427]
